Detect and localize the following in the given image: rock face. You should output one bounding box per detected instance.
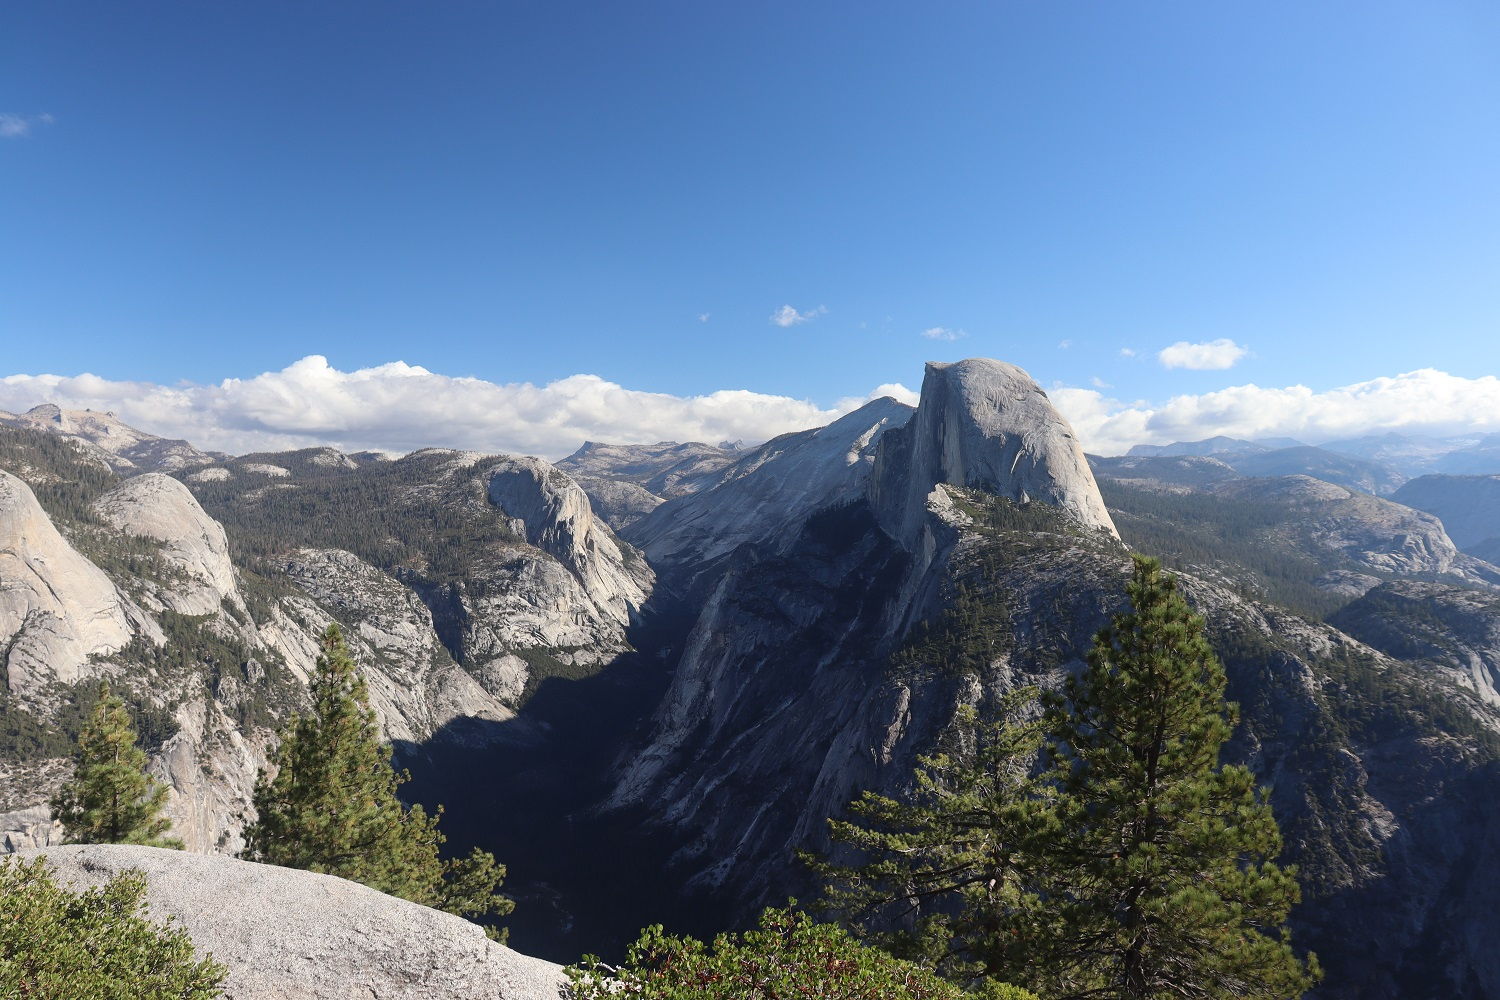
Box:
[0,471,139,697]
[568,474,664,530]
[280,548,515,739]
[24,844,564,1000]
[1331,581,1500,706]
[92,473,241,616]
[1393,474,1500,551]
[626,397,915,577]
[485,457,651,627]
[869,360,1117,547]
[611,359,1123,899]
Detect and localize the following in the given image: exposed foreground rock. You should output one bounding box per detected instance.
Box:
[23,844,566,1000]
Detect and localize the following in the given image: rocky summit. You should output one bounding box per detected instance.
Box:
[4,358,1500,998]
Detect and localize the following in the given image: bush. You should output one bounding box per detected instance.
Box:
[565,905,1034,1000]
[0,855,226,999]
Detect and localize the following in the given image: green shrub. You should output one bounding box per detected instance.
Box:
[0,855,226,999]
[566,905,1033,999]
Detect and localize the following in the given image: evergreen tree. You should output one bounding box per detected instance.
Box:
[810,695,1059,986]
[1037,555,1318,999]
[241,624,513,938]
[821,556,1319,1000]
[51,684,181,848]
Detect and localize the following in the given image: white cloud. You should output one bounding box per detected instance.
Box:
[1057,339,1072,349]
[0,356,884,461]
[1157,338,1249,370]
[1119,347,1137,358]
[7,357,1498,468]
[1090,376,1111,389]
[698,313,711,323]
[921,327,967,341]
[771,304,826,327]
[0,112,53,138]
[1049,368,1500,456]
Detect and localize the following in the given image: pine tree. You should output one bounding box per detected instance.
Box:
[821,555,1319,1000]
[1036,555,1319,1000]
[50,684,181,848]
[242,624,513,937]
[811,694,1059,986]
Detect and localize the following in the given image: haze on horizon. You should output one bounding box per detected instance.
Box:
[3,3,1498,457]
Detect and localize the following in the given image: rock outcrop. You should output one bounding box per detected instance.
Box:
[869,360,1117,547]
[567,474,664,531]
[92,473,241,615]
[0,471,140,698]
[24,844,564,1000]
[485,457,652,626]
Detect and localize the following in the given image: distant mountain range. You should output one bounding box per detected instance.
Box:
[1124,430,1500,488]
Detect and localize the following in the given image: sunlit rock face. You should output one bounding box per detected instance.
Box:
[484,456,653,627]
[625,396,914,579]
[280,547,514,740]
[92,473,241,616]
[870,359,1117,548]
[0,470,138,697]
[611,358,1126,900]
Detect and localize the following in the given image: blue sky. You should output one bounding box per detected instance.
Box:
[3,2,1500,456]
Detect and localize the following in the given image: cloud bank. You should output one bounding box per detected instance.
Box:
[1052,368,1500,455]
[0,356,912,460]
[2,358,1497,461]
